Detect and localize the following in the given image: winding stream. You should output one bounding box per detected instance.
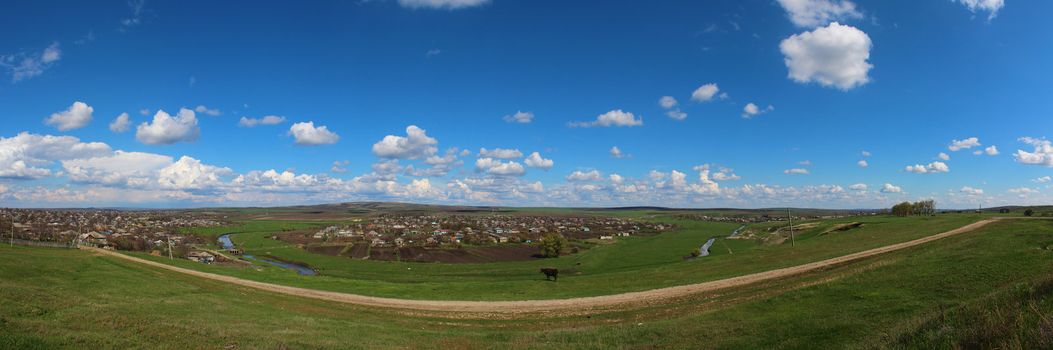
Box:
[218,234,316,276]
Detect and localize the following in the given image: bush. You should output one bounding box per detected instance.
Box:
[1025,209,1035,217]
[538,233,567,258]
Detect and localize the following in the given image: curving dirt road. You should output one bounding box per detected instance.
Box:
[84,218,1000,313]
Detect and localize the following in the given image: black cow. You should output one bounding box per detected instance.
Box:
[540,268,559,281]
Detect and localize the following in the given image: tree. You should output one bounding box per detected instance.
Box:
[538,233,567,258]
[1025,209,1034,217]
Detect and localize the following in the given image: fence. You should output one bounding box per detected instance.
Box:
[5,238,76,249]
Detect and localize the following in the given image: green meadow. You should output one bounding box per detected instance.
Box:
[3,218,1052,349]
[156,212,986,300]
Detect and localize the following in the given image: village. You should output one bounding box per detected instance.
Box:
[300,214,673,249]
[0,208,226,255]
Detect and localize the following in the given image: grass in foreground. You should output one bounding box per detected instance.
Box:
[2,219,1051,349]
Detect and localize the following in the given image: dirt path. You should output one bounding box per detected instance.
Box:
[84,218,1000,313]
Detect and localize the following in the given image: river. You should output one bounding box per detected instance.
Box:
[217,234,316,276]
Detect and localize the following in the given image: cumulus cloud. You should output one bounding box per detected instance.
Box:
[776,0,863,28]
[1013,137,1053,167]
[136,108,201,145]
[475,158,525,176]
[110,113,131,133]
[239,115,286,127]
[983,145,999,156]
[960,186,984,196]
[157,156,232,190]
[881,183,902,193]
[780,22,872,90]
[905,161,949,174]
[289,121,340,145]
[1008,187,1037,195]
[711,166,741,181]
[956,0,1005,20]
[478,148,523,159]
[849,183,867,191]
[398,0,489,10]
[1,42,61,82]
[569,109,643,128]
[784,168,810,175]
[861,150,871,157]
[658,96,678,109]
[938,152,951,161]
[1034,176,1052,183]
[503,111,534,124]
[567,170,601,182]
[609,146,626,159]
[62,151,172,186]
[331,160,350,173]
[742,103,774,118]
[194,105,221,116]
[691,83,724,102]
[857,159,868,167]
[948,137,981,151]
[44,101,93,131]
[524,152,554,169]
[665,109,687,121]
[0,132,111,179]
[373,125,438,159]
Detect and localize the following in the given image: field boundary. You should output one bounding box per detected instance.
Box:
[83,218,1003,313]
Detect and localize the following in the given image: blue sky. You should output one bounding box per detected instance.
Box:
[1,0,1051,208]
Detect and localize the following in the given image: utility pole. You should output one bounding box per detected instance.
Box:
[787,208,795,247]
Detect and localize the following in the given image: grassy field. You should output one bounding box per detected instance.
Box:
[146,213,986,300]
[2,218,1052,348]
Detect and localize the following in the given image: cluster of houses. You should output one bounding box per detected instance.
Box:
[0,208,226,254]
[308,214,671,248]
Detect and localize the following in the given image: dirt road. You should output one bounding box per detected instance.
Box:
[84,218,999,313]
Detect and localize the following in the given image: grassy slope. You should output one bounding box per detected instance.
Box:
[152,214,981,300]
[2,219,1051,349]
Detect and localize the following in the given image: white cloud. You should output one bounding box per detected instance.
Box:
[569,109,643,128]
[567,170,601,182]
[861,150,871,157]
[881,183,902,193]
[780,22,872,90]
[609,146,625,159]
[776,0,863,28]
[138,108,150,116]
[658,96,678,109]
[665,109,687,121]
[983,145,999,156]
[948,137,981,151]
[960,186,984,196]
[239,115,286,127]
[1013,137,1053,167]
[1,42,61,82]
[331,160,350,173]
[0,132,111,179]
[157,156,232,190]
[136,108,201,145]
[373,125,438,159]
[956,0,1005,20]
[938,152,951,161]
[503,111,534,124]
[62,151,172,186]
[44,101,93,131]
[194,105,221,116]
[691,83,724,102]
[398,0,489,9]
[1008,187,1037,195]
[1034,176,1052,183]
[475,158,525,176]
[479,148,523,159]
[289,121,340,145]
[857,159,868,167]
[109,113,131,133]
[905,161,950,174]
[712,167,741,181]
[524,152,554,169]
[849,183,867,191]
[784,168,810,175]
[742,103,774,118]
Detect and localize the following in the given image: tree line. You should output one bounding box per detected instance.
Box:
[891,200,936,216]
